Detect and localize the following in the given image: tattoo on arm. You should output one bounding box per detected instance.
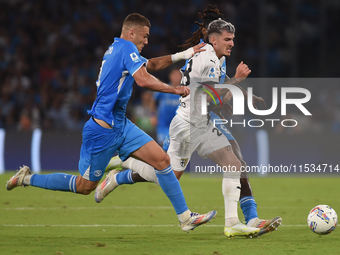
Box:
[218,88,230,97]
[227,77,239,85]
[225,145,231,151]
[225,77,247,97]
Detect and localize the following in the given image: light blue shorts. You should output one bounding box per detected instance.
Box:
[78,117,152,181]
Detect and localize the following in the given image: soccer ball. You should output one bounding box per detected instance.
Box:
[307,205,338,235]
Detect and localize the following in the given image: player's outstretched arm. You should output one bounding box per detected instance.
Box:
[146,42,206,72]
[224,61,265,108]
[134,65,190,97]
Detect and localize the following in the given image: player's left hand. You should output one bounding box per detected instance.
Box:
[252,94,266,109]
[234,61,251,82]
[174,86,190,97]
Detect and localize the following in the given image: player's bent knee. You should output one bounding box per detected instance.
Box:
[81,184,97,195]
[76,176,98,195]
[78,187,95,195]
[154,152,170,170]
[226,159,242,172]
[76,184,97,195]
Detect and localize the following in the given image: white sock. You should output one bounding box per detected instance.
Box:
[23,175,32,186]
[178,209,191,222]
[122,158,159,185]
[222,171,241,227]
[122,157,135,169]
[225,217,239,227]
[247,218,258,227]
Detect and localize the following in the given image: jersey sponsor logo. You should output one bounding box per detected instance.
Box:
[209,67,215,78]
[180,158,189,167]
[94,170,103,177]
[130,52,140,62]
[221,66,226,75]
[210,59,216,64]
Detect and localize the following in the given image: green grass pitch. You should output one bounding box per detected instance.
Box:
[1,172,339,255]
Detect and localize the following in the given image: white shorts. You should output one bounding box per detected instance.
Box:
[168,115,230,171]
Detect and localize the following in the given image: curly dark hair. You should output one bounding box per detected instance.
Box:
[180,4,225,49]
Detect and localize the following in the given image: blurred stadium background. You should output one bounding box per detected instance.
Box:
[0,0,339,171]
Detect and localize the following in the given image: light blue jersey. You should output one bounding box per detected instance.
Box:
[88,37,147,129]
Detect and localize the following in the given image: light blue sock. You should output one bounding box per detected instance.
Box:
[240,196,258,223]
[155,166,188,215]
[30,173,77,193]
[116,169,134,185]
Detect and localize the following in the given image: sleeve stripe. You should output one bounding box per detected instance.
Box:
[131,62,146,76]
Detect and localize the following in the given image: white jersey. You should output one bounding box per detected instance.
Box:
[177,44,221,128]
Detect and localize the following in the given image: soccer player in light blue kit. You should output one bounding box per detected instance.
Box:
[6,13,216,232]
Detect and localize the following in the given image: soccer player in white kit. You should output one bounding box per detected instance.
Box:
[167,19,260,237]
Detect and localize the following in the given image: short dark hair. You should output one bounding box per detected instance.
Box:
[123,13,151,29]
[207,19,235,40]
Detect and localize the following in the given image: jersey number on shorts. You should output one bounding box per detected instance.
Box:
[212,127,222,137]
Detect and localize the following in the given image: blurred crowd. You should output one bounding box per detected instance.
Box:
[0,0,339,137]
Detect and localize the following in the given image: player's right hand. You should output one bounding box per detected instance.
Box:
[174,86,190,97]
